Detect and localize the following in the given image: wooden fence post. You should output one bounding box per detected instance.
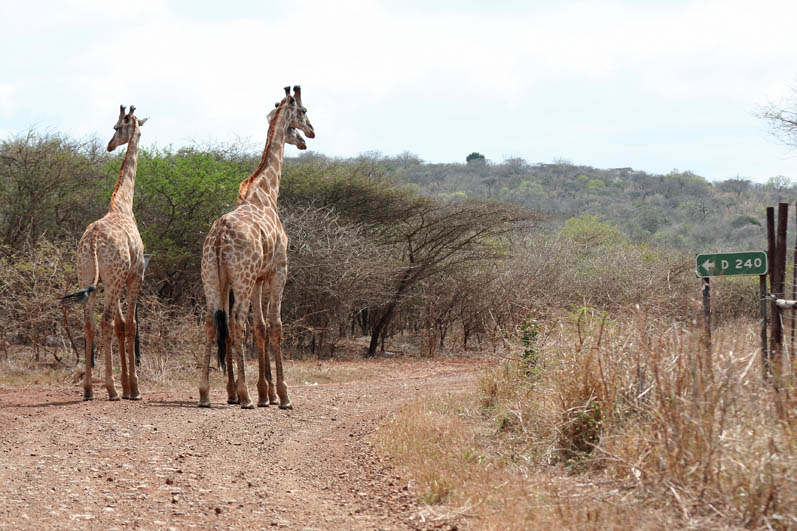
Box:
[766,203,789,380]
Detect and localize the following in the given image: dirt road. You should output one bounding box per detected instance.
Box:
[0,359,477,530]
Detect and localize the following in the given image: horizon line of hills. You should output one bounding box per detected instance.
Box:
[285,150,795,252]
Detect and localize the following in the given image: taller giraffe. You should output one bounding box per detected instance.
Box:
[200,86,314,409]
[220,124,306,403]
[63,105,149,401]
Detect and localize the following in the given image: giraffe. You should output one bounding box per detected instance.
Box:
[220,124,306,403]
[62,105,149,401]
[199,86,314,409]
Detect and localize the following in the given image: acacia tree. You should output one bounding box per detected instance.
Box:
[763,86,797,147]
[281,202,393,356]
[362,199,537,357]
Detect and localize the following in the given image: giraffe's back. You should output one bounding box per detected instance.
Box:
[77,213,144,288]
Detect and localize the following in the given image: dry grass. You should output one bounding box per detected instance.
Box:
[378,310,797,530]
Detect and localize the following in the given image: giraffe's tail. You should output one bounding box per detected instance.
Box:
[61,236,101,305]
[60,284,97,304]
[215,309,228,371]
[60,284,97,368]
[134,303,141,367]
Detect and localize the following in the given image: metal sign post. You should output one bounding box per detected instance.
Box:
[696,250,769,377]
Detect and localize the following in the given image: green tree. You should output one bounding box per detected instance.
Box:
[561,215,624,247]
[117,145,251,301]
[586,179,606,191]
[0,131,107,248]
[466,152,486,164]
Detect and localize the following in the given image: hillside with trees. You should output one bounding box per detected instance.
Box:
[372,151,795,252]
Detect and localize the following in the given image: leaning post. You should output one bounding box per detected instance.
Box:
[766,207,776,379]
[760,273,768,372]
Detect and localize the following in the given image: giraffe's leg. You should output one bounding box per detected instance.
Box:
[225,289,238,404]
[101,288,122,401]
[114,303,129,399]
[260,283,278,405]
[82,291,97,401]
[267,269,291,409]
[124,277,142,400]
[253,282,272,407]
[198,312,214,407]
[230,288,254,409]
[225,335,237,403]
[264,319,277,405]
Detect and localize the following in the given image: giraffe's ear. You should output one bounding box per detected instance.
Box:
[138,117,149,127]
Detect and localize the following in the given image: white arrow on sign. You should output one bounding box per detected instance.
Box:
[701,259,715,272]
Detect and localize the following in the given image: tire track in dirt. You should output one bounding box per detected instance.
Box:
[0,360,477,530]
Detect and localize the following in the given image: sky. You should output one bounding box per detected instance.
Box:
[2,0,797,183]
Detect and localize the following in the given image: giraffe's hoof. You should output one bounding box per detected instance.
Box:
[83,394,94,401]
[198,402,211,408]
[257,400,269,408]
[279,401,293,410]
[122,394,131,400]
[227,397,240,405]
[240,401,255,410]
[129,394,142,401]
[108,395,121,402]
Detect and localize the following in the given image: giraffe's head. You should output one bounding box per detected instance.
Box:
[276,85,315,139]
[286,126,307,150]
[268,104,307,150]
[107,105,148,152]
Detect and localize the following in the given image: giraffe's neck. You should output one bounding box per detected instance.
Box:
[108,130,141,216]
[241,109,288,209]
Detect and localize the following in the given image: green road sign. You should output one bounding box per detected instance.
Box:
[695,251,768,278]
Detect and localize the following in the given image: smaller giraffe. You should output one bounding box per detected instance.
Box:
[62,105,149,401]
